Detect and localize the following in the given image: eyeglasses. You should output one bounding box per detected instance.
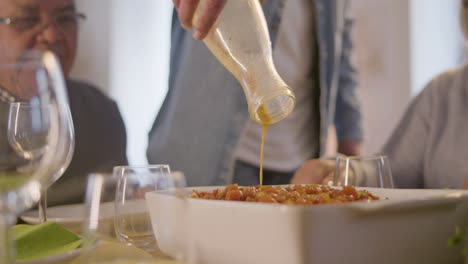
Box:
[0,12,86,34]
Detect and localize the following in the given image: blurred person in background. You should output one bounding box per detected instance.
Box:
[147,0,363,186]
[0,0,128,205]
[292,0,468,190]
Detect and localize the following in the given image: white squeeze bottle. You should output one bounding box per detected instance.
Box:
[194,0,296,126]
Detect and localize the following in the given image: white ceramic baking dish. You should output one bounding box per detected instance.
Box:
[146,186,468,264]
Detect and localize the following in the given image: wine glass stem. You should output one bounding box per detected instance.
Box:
[0,211,15,263]
[39,189,47,222]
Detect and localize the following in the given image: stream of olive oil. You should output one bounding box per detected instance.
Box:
[257,104,275,186]
[259,125,268,185]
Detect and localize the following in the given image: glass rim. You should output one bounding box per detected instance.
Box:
[112,164,172,176]
[335,155,389,161]
[250,89,296,125]
[113,164,170,170]
[87,172,113,177]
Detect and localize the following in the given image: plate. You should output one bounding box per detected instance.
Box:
[21,202,114,234]
[21,202,114,224]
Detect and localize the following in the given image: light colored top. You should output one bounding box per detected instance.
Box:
[383,64,468,189]
[235,0,319,171]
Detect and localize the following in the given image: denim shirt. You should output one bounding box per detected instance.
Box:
[147,0,362,186]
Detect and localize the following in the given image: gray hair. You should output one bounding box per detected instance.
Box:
[461,0,468,38]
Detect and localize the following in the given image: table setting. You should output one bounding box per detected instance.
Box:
[15,167,185,264]
[0,56,185,264]
[10,161,468,264]
[1,1,468,264]
[3,94,468,263]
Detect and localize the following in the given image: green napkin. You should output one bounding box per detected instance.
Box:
[13,221,83,261]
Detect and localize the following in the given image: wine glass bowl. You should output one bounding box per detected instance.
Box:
[7,102,50,161]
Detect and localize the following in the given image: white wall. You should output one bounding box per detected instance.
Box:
[109,0,173,165]
[351,0,412,154]
[410,0,463,95]
[351,0,463,154]
[71,0,173,165]
[71,0,111,93]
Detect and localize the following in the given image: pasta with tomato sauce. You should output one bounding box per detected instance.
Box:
[189,184,380,205]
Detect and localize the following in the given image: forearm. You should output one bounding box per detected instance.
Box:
[334,11,363,147]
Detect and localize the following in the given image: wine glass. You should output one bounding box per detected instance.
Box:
[0,50,72,263]
[6,52,74,223]
[333,155,394,188]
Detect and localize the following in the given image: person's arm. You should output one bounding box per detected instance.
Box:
[338,139,361,156]
[293,87,430,186]
[334,4,363,156]
[381,89,433,188]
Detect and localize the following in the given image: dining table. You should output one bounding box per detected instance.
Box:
[68,238,182,264]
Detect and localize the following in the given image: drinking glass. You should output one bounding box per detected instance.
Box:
[114,165,186,256]
[82,173,118,247]
[333,155,394,188]
[0,51,72,263]
[81,168,186,262]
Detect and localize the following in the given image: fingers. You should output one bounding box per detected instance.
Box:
[291,159,334,185]
[291,161,317,184]
[290,169,308,184]
[176,0,227,40]
[193,0,227,40]
[178,0,200,30]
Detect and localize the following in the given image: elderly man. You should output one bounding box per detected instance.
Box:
[0,0,128,206]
